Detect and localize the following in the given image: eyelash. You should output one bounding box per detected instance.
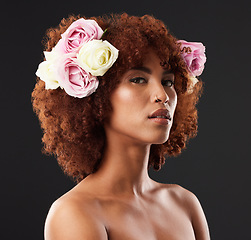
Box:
[129,77,146,84]
[129,77,174,87]
[162,79,175,87]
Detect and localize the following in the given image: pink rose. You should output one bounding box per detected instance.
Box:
[177,40,206,77]
[55,54,99,98]
[54,18,104,54]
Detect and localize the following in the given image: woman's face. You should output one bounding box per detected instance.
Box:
[105,51,177,145]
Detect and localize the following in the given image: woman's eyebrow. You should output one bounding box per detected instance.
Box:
[130,67,173,76]
[163,70,174,75]
[130,66,152,74]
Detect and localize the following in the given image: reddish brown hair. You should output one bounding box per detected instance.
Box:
[31,13,203,183]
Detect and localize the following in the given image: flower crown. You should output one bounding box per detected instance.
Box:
[177,40,206,93]
[36,18,206,97]
[36,18,119,98]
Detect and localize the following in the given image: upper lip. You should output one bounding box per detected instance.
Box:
[148,109,171,120]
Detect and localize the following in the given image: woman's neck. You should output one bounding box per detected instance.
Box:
[86,129,154,197]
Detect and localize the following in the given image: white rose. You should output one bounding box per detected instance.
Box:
[35,49,63,90]
[77,39,119,76]
[187,76,199,94]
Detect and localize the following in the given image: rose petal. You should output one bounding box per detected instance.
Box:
[54,18,104,54]
[54,53,99,98]
[177,39,206,77]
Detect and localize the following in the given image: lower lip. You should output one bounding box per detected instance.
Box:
[148,117,170,125]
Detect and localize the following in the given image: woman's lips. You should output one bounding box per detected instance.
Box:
[148,117,171,125]
[148,108,171,125]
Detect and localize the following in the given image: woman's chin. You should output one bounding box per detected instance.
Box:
[146,133,170,145]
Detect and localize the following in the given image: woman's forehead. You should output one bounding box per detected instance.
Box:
[128,51,172,73]
[129,66,173,75]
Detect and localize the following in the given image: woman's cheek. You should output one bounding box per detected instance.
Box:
[112,85,141,108]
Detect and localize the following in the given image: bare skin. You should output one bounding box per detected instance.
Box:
[44,52,210,240]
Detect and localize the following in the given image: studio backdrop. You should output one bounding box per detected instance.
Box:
[1,0,250,239]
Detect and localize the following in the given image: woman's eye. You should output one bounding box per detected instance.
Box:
[162,79,174,87]
[129,77,147,84]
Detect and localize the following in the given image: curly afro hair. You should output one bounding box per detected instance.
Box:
[31,13,203,183]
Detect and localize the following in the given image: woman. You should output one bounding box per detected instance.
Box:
[32,13,210,240]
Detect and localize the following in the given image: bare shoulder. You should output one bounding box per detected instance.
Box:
[162,184,201,207]
[160,183,210,240]
[44,192,108,240]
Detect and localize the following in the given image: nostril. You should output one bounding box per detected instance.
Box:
[155,97,161,103]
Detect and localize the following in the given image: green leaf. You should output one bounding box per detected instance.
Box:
[101,28,108,39]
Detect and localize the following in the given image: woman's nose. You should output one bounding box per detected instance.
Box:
[152,82,169,104]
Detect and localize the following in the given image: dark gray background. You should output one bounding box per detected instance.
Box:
[1,0,250,239]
